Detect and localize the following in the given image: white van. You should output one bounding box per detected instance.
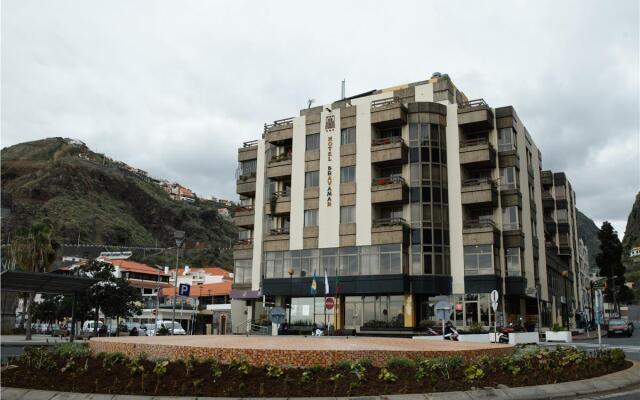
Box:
[145,321,186,336]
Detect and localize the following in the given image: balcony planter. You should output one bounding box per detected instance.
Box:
[545,330,572,343]
[509,332,540,344]
[458,333,491,343]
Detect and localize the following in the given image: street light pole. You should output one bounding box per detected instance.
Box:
[287,267,294,324]
[172,231,185,335]
[562,270,569,328]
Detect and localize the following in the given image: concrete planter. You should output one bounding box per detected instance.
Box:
[509,332,540,344]
[545,330,572,342]
[413,334,491,343]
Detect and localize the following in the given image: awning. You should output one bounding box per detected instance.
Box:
[230,288,262,299]
[0,270,98,295]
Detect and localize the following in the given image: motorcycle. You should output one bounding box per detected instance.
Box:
[444,323,460,341]
[496,326,513,344]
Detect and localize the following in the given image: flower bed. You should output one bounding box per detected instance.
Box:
[1,343,630,397]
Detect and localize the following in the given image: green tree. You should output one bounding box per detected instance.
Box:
[9,223,57,340]
[596,221,627,312]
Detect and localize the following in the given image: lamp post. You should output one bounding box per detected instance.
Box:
[171,230,185,335]
[562,270,569,328]
[287,267,294,323]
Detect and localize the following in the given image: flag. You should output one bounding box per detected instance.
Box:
[310,271,317,296]
[324,269,330,296]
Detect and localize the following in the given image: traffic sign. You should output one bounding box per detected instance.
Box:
[325,297,335,310]
[178,283,191,297]
[490,290,499,312]
[270,307,286,324]
[434,300,451,320]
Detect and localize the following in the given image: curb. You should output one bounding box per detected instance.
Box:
[2,361,639,400]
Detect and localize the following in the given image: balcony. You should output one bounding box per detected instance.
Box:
[459,138,496,167]
[541,171,553,186]
[236,172,256,196]
[264,118,294,143]
[233,239,254,259]
[266,153,292,179]
[542,191,555,208]
[457,99,494,131]
[462,219,501,246]
[461,178,498,207]
[238,140,258,162]
[371,136,408,164]
[370,97,407,126]
[372,217,409,245]
[558,241,572,256]
[503,229,525,248]
[265,191,291,215]
[233,206,255,228]
[264,228,290,252]
[371,175,408,204]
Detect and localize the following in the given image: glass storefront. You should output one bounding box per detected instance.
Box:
[417,293,493,328]
[344,295,404,330]
[289,297,335,326]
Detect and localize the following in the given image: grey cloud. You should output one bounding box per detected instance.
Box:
[2,0,638,235]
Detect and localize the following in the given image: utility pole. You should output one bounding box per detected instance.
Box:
[171,231,185,335]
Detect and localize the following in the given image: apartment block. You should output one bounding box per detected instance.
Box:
[231,73,579,332]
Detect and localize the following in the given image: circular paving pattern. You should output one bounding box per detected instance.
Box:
[90,335,512,367]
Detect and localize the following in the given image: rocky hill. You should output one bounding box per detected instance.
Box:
[1,138,236,268]
[623,193,640,253]
[576,209,601,270]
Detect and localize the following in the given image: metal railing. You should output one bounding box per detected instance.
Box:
[264,117,294,132]
[234,205,254,213]
[235,168,256,181]
[372,175,405,186]
[462,177,496,187]
[372,136,404,146]
[269,227,290,236]
[271,190,290,199]
[234,238,254,246]
[463,218,498,229]
[269,152,292,163]
[460,138,490,148]
[503,222,520,231]
[242,140,258,148]
[459,98,488,109]
[371,96,402,109]
[373,217,407,228]
[542,191,554,200]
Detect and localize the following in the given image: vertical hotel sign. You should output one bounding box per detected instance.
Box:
[325,114,335,207]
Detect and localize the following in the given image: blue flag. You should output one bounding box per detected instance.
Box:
[310,271,317,296]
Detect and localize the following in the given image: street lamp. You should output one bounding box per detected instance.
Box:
[562,270,569,328]
[171,230,185,335]
[287,267,294,323]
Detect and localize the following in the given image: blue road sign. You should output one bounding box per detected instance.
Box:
[178,283,191,297]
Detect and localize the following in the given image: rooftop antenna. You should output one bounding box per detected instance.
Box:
[341,79,346,99]
[307,98,315,109]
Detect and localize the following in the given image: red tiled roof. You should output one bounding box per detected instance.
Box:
[160,281,232,298]
[175,266,232,279]
[104,258,168,276]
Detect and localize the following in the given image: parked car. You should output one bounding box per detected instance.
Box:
[607,319,633,337]
[143,321,186,336]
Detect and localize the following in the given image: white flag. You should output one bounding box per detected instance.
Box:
[324,269,330,295]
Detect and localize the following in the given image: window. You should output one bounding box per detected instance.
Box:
[506,248,521,276]
[464,245,493,275]
[498,128,516,152]
[304,209,318,227]
[341,127,356,145]
[305,171,319,188]
[340,166,355,183]
[556,209,568,221]
[238,159,256,178]
[238,229,252,241]
[339,247,359,276]
[340,206,355,224]
[234,259,252,284]
[500,167,518,190]
[306,133,320,151]
[503,206,519,230]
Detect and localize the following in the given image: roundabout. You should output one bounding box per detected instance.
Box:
[89,335,512,367]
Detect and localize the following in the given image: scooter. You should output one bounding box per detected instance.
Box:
[496,326,514,344]
[444,325,460,341]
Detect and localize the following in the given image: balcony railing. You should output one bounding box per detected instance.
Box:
[269,227,290,236]
[235,168,256,181]
[371,96,401,109]
[269,152,292,163]
[372,136,404,146]
[372,175,406,186]
[235,238,254,246]
[463,218,498,230]
[460,138,490,148]
[271,190,290,199]
[243,140,258,148]
[264,117,294,132]
[503,223,520,231]
[234,205,254,213]
[459,98,488,109]
[373,217,407,228]
[462,177,496,187]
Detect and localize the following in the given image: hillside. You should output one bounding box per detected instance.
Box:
[576,209,600,270]
[623,192,640,253]
[1,138,236,268]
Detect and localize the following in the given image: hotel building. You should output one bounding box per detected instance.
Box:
[231,73,580,332]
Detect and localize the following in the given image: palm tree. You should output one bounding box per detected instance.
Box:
[9,223,57,340]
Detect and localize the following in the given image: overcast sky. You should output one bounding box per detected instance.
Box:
[2,0,639,237]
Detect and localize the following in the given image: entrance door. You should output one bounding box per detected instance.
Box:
[219,315,226,335]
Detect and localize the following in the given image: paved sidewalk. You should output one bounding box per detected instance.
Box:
[1,361,639,400]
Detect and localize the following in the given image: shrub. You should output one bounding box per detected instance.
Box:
[551,323,564,332]
[386,357,415,369]
[52,343,91,359]
[299,370,313,383]
[335,359,352,370]
[207,359,223,382]
[19,347,56,371]
[229,359,251,375]
[349,361,367,382]
[464,363,485,382]
[180,355,196,377]
[265,364,284,379]
[378,368,397,382]
[467,321,484,333]
[127,356,145,376]
[102,352,128,371]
